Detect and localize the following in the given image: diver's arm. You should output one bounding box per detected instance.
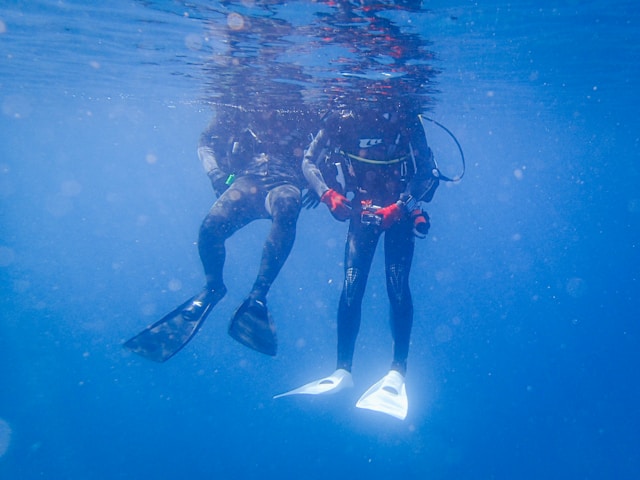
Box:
[301,128,331,197]
[198,146,226,179]
[198,123,229,185]
[409,146,439,203]
[302,126,352,221]
[407,120,439,203]
[198,124,232,196]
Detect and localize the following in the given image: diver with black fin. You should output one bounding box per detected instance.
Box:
[274,93,440,420]
[125,105,314,360]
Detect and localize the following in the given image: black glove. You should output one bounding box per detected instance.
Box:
[301,189,321,209]
[411,209,431,238]
[209,173,230,197]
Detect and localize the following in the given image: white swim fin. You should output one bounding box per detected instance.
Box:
[274,369,353,399]
[356,370,408,420]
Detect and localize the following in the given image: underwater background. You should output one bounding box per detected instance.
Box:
[1,1,638,478]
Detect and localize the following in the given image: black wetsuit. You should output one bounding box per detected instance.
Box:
[303,108,439,375]
[198,108,313,303]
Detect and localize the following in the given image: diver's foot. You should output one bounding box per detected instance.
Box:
[228,297,277,356]
[182,285,227,321]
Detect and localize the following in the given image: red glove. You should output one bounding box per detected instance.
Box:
[376,202,403,229]
[321,189,352,221]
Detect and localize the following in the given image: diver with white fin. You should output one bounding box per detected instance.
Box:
[274,92,440,420]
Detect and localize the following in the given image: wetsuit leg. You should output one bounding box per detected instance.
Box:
[198,176,265,290]
[336,219,381,372]
[248,183,301,301]
[384,219,415,375]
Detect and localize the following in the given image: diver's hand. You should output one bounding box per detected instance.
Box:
[411,209,430,238]
[209,174,229,197]
[376,202,403,229]
[321,189,352,221]
[301,189,321,209]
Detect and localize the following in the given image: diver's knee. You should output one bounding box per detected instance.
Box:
[272,197,301,221]
[343,267,365,306]
[386,263,410,300]
[199,213,227,241]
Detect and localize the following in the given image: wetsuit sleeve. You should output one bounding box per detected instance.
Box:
[408,121,439,203]
[198,123,228,183]
[302,128,331,197]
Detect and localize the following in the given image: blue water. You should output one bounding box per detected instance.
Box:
[1,1,639,478]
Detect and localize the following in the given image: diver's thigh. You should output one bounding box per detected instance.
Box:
[384,222,414,268]
[344,220,379,271]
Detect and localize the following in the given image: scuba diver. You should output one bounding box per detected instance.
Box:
[124,3,320,361]
[124,106,314,360]
[275,97,439,420]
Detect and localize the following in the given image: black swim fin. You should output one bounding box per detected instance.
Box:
[124,287,225,362]
[228,297,277,356]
